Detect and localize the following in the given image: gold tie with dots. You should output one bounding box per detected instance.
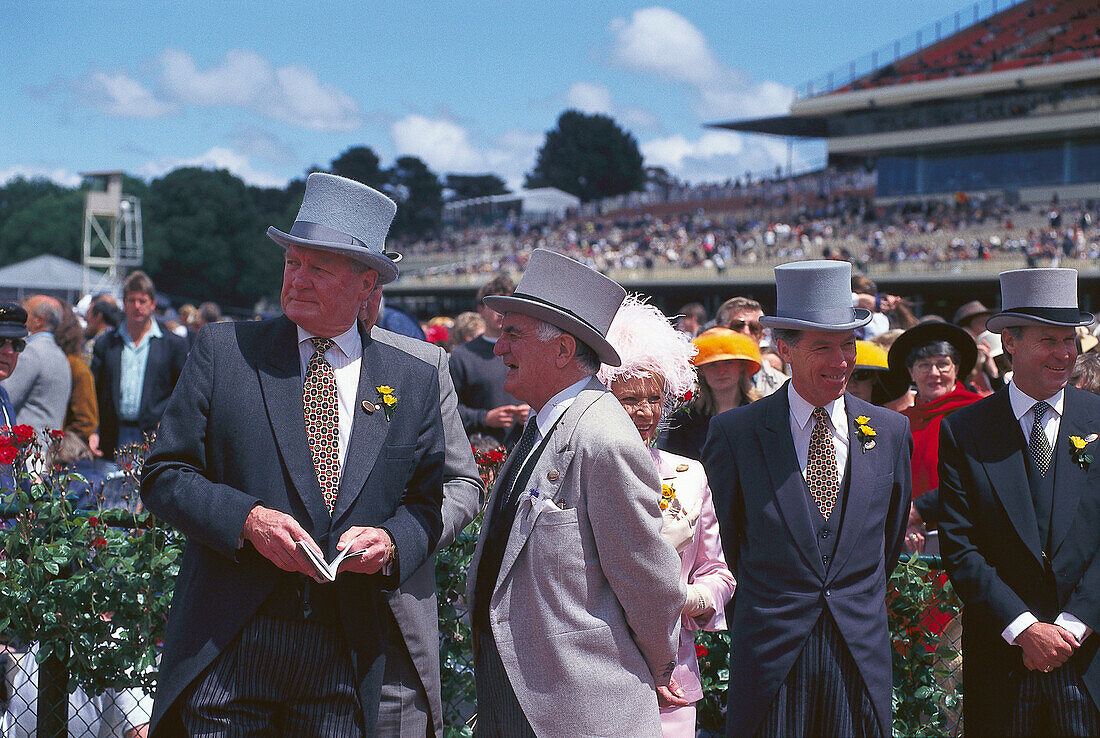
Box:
[807,406,839,519]
[304,337,339,515]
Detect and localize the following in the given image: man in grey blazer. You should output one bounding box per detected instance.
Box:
[467,249,684,737]
[2,295,71,436]
[361,290,485,737]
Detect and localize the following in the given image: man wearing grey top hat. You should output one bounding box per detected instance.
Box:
[704,260,912,737]
[466,249,684,737]
[939,268,1100,735]
[141,173,445,737]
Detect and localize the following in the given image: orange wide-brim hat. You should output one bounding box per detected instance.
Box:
[691,328,762,377]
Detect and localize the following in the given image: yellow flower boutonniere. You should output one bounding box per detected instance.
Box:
[854,415,877,453]
[660,482,677,511]
[376,385,397,422]
[1070,433,1097,470]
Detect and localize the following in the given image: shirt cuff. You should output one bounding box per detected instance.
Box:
[1003,611,1038,645]
[1055,612,1092,645]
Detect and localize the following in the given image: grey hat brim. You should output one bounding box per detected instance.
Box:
[986,309,1095,333]
[760,308,872,332]
[484,294,622,367]
[267,226,400,285]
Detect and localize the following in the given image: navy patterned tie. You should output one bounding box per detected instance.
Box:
[1029,401,1052,477]
[500,419,539,511]
[807,407,839,519]
[304,337,339,514]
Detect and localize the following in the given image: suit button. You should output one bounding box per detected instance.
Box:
[821,528,830,539]
[824,588,832,597]
[822,555,830,566]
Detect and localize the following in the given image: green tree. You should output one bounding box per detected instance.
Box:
[387,156,443,239]
[0,185,83,264]
[445,173,509,201]
[143,167,281,309]
[525,110,645,202]
[331,146,387,190]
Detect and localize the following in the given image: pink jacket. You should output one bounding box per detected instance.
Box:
[654,448,736,702]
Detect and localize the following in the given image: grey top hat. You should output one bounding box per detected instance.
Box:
[483,249,626,366]
[267,172,402,285]
[0,303,28,339]
[759,260,871,331]
[986,268,1094,332]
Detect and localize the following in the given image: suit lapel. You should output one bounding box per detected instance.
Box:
[827,395,874,582]
[979,390,1043,565]
[257,317,330,533]
[759,390,826,580]
[139,326,164,417]
[330,328,392,523]
[1050,386,1092,557]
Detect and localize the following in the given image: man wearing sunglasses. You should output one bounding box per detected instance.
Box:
[0,303,29,429]
[716,296,788,397]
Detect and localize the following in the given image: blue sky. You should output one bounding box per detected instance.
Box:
[5,1,967,190]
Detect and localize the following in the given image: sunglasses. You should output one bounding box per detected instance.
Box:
[0,338,26,352]
[728,319,764,336]
[850,370,880,382]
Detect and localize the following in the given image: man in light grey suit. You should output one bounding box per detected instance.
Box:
[360,291,484,737]
[2,295,71,436]
[467,249,685,737]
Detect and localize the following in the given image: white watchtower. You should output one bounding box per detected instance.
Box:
[81,171,143,297]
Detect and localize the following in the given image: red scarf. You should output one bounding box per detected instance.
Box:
[903,383,983,498]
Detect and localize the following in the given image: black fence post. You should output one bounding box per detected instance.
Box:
[37,646,68,738]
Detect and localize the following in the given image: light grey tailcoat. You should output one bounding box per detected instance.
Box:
[468,377,684,737]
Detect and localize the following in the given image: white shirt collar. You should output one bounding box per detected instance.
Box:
[533,375,592,437]
[787,381,847,435]
[1008,380,1065,420]
[296,322,361,360]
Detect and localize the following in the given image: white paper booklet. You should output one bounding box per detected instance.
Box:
[297,541,366,582]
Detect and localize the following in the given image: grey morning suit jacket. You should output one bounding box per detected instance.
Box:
[467,376,684,738]
[371,327,483,737]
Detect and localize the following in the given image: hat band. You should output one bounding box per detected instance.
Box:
[289,221,371,251]
[999,306,1084,322]
[511,292,603,336]
[777,305,857,325]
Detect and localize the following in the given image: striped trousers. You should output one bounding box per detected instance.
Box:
[1007,664,1099,737]
[755,615,881,738]
[181,614,362,738]
[472,629,536,738]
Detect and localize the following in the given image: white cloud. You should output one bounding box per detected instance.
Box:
[73,72,176,119]
[228,126,296,165]
[139,146,287,189]
[641,131,811,184]
[609,7,793,120]
[0,166,82,188]
[563,82,657,131]
[389,116,540,191]
[158,49,362,131]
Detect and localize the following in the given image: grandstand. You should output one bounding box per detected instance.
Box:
[713,0,1100,203]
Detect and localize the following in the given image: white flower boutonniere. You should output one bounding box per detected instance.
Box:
[854,415,877,453]
[1070,433,1097,470]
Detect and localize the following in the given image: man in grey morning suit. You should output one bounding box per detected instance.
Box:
[704,261,912,737]
[939,268,1100,735]
[141,173,445,737]
[467,249,684,737]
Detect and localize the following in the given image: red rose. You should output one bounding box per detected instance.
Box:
[683,390,693,403]
[49,429,65,441]
[88,516,100,527]
[0,446,16,465]
[11,425,34,445]
[92,537,108,547]
[695,643,708,659]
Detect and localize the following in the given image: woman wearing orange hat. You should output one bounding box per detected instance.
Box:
[659,327,762,460]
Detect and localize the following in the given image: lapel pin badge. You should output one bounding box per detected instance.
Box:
[547,470,559,481]
[361,400,376,414]
[675,463,690,472]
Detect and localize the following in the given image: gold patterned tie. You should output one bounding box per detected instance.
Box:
[304,337,339,515]
[807,406,839,519]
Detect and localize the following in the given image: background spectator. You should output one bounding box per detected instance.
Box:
[1,295,71,438]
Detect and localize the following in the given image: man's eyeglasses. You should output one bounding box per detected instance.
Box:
[728,319,764,336]
[0,338,26,353]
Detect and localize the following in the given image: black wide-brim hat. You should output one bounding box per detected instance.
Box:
[986,268,1094,332]
[267,172,402,285]
[0,303,29,339]
[886,321,978,399]
[483,249,625,366]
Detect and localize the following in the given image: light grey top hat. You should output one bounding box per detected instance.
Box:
[759,260,871,331]
[483,249,626,366]
[986,268,1094,332]
[267,172,402,285]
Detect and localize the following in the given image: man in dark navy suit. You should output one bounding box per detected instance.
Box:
[705,260,911,738]
[940,268,1100,735]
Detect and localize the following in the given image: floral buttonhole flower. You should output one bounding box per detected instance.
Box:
[376,385,397,421]
[1070,433,1097,470]
[854,415,877,453]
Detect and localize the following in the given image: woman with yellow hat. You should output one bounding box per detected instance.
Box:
[848,340,892,405]
[659,327,761,460]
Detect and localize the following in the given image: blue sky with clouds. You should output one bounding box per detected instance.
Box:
[5,1,967,190]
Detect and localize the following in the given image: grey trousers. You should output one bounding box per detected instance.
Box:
[180,614,362,738]
[376,608,432,738]
[472,629,536,738]
[1008,664,1100,737]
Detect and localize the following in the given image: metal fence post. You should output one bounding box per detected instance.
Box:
[37,646,68,738]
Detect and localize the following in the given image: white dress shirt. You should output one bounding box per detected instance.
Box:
[1001,380,1090,646]
[787,382,849,487]
[296,323,362,478]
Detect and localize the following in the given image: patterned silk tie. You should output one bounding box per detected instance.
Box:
[304,337,340,515]
[499,419,539,512]
[807,406,839,519]
[1030,400,1052,477]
